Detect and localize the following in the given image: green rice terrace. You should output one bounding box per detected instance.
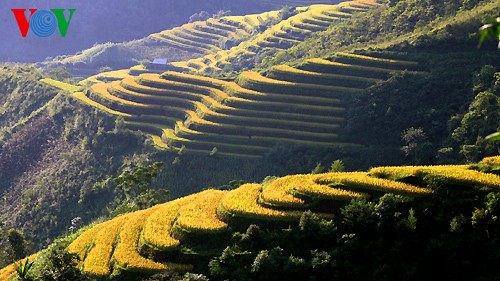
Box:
[3,155,500,279]
[48,51,420,159]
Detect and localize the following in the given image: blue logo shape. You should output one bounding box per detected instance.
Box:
[30,10,57,38]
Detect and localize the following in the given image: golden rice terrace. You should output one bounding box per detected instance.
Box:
[4,158,500,278]
[71,51,419,158]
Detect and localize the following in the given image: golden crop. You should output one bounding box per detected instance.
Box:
[370,165,500,189]
[315,172,431,196]
[220,183,305,221]
[482,155,500,166]
[239,71,362,93]
[261,171,431,209]
[73,92,131,117]
[176,189,228,233]
[83,216,128,276]
[335,52,418,66]
[260,175,308,208]
[113,207,168,271]
[41,78,81,93]
[142,194,201,250]
[151,34,209,54]
[91,83,146,107]
[67,223,106,265]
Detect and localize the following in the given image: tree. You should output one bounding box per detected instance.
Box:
[310,162,324,174]
[278,6,296,21]
[7,229,26,261]
[36,245,88,281]
[340,199,378,233]
[189,11,210,23]
[114,162,164,200]
[110,162,171,216]
[46,66,72,82]
[329,159,345,172]
[478,18,500,143]
[213,10,231,19]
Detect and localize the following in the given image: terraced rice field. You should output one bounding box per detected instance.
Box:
[68,50,419,158]
[149,9,281,56]
[54,157,500,277]
[171,0,380,74]
[6,156,500,278]
[82,1,379,85]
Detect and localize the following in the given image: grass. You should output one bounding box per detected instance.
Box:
[41,78,81,93]
[73,92,132,117]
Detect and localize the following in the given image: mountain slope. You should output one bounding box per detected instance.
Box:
[4,156,500,279]
[66,52,420,158]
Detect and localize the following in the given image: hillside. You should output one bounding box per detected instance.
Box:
[77,0,378,82]
[39,0,499,165]
[45,0,400,159]
[41,6,285,80]
[3,156,500,280]
[69,52,420,159]
[2,0,307,63]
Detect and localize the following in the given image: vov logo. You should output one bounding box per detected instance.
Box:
[11,9,76,38]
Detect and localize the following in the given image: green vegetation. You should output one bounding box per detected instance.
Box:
[5,158,500,280]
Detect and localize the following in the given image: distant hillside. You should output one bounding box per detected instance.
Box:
[40,7,288,79]
[0,0,308,63]
[56,0,376,81]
